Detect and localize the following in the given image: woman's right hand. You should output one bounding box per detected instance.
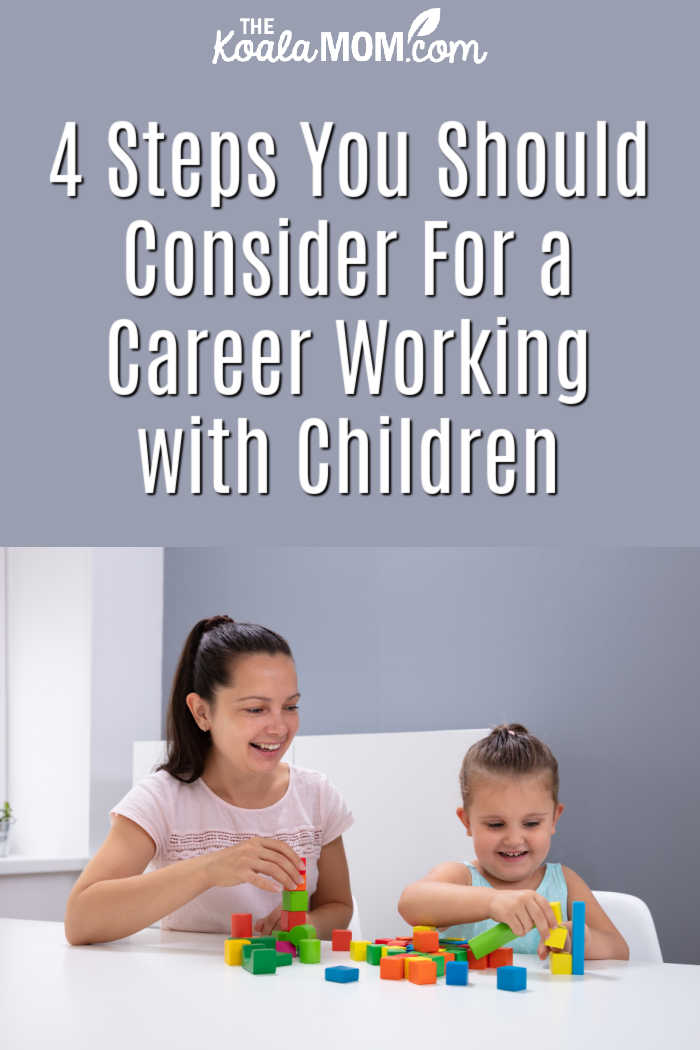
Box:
[488,889,556,941]
[205,838,303,893]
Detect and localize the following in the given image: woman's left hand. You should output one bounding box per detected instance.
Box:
[254,905,283,936]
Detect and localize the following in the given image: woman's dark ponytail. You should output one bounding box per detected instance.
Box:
[159,616,292,783]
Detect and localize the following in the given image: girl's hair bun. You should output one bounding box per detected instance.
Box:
[459,722,559,805]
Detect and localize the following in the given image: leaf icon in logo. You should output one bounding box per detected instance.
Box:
[407,7,441,43]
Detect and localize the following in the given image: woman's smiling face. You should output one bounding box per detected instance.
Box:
[458,772,564,885]
[188,652,300,775]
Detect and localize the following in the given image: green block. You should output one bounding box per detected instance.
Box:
[423,953,445,977]
[282,889,310,911]
[248,936,277,949]
[271,930,286,941]
[275,951,293,967]
[468,923,516,960]
[450,948,469,962]
[298,938,321,964]
[243,947,277,974]
[386,947,405,955]
[366,944,384,965]
[287,923,317,946]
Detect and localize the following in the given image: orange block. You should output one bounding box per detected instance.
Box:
[403,953,424,977]
[488,948,513,968]
[230,913,253,938]
[407,957,437,985]
[466,947,489,970]
[414,930,440,953]
[297,857,307,891]
[380,955,405,980]
[387,939,408,947]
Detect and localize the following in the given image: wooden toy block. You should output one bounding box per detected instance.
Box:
[487,948,513,968]
[286,923,316,946]
[332,929,353,951]
[496,965,527,991]
[349,940,371,962]
[468,922,516,960]
[387,939,409,947]
[572,901,585,975]
[274,951,293,967]
[403,954,424,977]
[422,953,446,977]
[275,940,297,957]
[298,938,321,964]
[445,960,469,986]
[248,936,277,949]
[380,955,405,980]
[439,937,464,945]
[374,938,391,945]
[386,947,406,955]
[438,950,456,963]
[412,925,437,934]
[366,944,389,965]
[282,889,310,911]
[325,965,359,983]
[450,948,469,962]
[297,857,307,891]
[466,948,488,970]
[231,913,253,939]
[550,951,573,975]
[414,930,439,953]
[550,901,563,926]
[407,958,437,985]
[243,947,277,975]
[280,910,307,932]
[545,926,568,950]
[224,938,250,966]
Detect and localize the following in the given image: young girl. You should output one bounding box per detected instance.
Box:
[65,616,354,945]
[398,724,629,960]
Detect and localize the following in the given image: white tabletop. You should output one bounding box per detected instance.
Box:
[1,919,698,1050]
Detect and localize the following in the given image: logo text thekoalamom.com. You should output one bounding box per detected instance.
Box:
[212,8,488,66]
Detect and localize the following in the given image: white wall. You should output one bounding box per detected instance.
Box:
[0,548,164,922]
[7,549,92,856]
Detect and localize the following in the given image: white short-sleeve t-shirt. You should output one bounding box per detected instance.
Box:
[110,766,353,933]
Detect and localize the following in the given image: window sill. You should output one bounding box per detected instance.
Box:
[0,856,89,876]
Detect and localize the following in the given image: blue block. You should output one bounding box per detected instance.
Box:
[496,965,527,992]
[572,900,585,975]
[325,965,360,984]
[445,960,469,986]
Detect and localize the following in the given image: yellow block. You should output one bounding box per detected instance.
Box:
[550,951,573,975]
[349,940,371,962]
[412,925,437,935]
[224,938,250,966]
[545,926,568,950]
[550,901,563,925]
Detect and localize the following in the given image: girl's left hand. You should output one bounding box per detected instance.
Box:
[254,905,283,936]
[537,920,592,960]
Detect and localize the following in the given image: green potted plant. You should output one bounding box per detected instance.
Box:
[0,801,15,857]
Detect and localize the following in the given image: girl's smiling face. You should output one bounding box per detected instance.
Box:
[457,772,564,886]
[187,652,300,775]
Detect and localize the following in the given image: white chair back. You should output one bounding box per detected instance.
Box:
[592,890,663,962]
[290,728,488,941]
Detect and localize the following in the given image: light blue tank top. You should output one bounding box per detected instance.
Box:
[443,862,568,955]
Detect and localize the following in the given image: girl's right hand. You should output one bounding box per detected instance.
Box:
[488,890,556,942]
[205,838,303,892]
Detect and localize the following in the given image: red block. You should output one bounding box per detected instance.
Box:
[414,930,439,953]
[488,948,513,968]
[374,938,391,945]
[332,929,353,951]
[280,910,307,932]
[231,913,253,938]
[297,857,307,891]
[466,947,489,970]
